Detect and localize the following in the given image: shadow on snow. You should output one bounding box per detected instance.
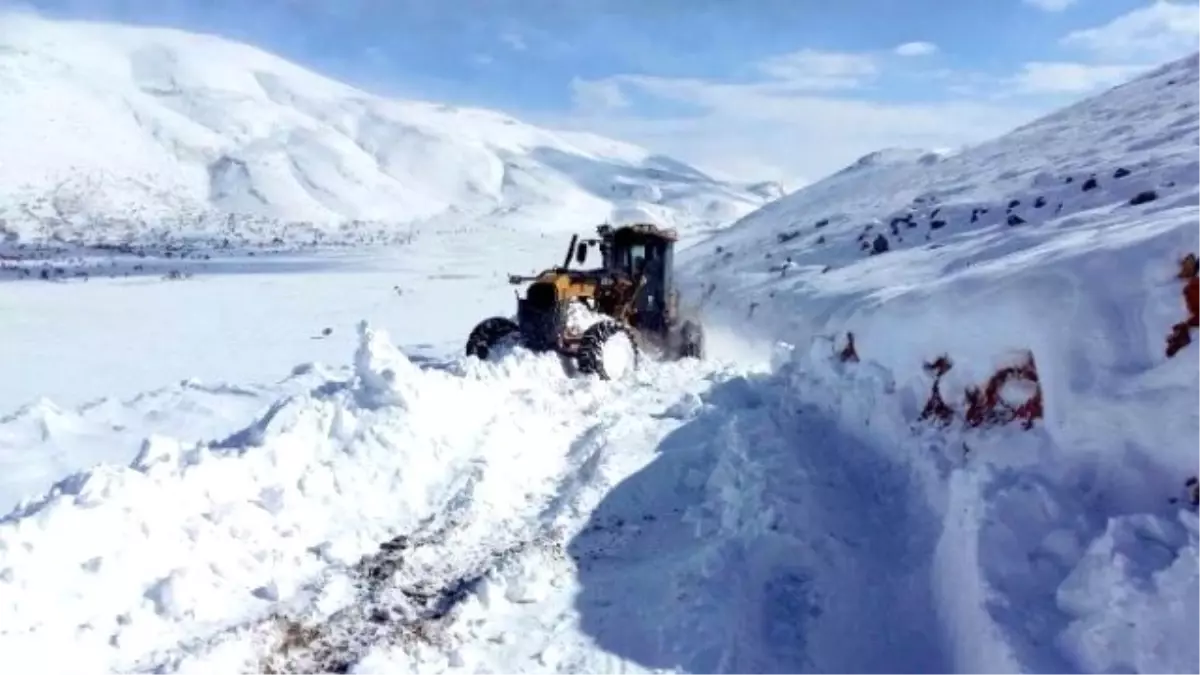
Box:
[565,372,951,673]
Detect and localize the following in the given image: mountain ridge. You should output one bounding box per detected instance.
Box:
[0,11,777,245]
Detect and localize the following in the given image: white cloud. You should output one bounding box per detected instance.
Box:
[1022,0,1078,12]
[534,4,1200,185]
[755,49,878,89]
[553,57,1049,183]
[894,41,938,57]
[1062,0,1200,63]
[551,26,1173,184]
[500,31,527,51]
[553,98,1040,184]
[1009,61,1148,93]
[569,76,628,111]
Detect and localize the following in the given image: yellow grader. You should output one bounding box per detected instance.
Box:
[465,223,705,379]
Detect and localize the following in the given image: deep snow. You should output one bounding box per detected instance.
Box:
[677,52,1200,673]
[0,322,779,673]
[0,16,1196,675]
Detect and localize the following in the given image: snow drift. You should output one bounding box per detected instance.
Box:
[678,52,1200,672]
[0,322,767,673]
[0,11,774,244]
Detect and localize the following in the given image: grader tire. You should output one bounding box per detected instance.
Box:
[577,320,640,380]
[465,317,520,361]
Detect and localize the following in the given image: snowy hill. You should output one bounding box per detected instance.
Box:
[0,12,773,245]
[677,52,1200,671]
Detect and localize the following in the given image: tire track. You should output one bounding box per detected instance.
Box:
[136,358,724,673]
[257,524,564,673]
[253,376,682,673]
[128,459,490,674]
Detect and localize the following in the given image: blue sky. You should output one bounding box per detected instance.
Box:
[9,0,1200,183]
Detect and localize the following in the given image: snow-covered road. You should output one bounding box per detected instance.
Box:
[0,320,961,674]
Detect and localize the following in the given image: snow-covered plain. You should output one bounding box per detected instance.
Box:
[0,13,1197,675]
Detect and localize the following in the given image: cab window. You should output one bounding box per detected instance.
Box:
[628,244,646,272]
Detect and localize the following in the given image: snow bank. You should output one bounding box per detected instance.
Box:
[0,322,618,673]
[572,349,1193,672]
[675,53,1200,672]
[561,364,950,672]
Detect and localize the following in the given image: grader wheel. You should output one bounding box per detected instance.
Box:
[465,317,520,361]
[577,320,640,380]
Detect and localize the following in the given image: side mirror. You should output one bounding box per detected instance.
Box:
[575,242,588,264]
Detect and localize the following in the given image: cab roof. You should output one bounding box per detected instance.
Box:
[597,222,679,242]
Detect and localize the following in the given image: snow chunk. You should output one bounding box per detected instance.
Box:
[352,321,419,409]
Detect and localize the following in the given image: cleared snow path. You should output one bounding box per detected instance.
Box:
[0,320,961,674]
[197,341,949,673]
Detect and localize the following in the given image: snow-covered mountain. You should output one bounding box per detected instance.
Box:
[0,12,775,244]
[684,55,1198,272]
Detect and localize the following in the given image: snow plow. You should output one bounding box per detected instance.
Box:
[465,222,705,379]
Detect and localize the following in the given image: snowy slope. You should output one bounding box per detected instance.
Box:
[0,11,775,244]
[677,52,1200,672]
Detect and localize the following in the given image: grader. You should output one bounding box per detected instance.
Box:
[464,223,705,379]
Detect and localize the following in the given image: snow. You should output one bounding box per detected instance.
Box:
[597,329,637,379]
[0,321,762,673]
[677,52,1200,672]
[0,10,775,246]
[563,300,608,337]
[0,13,1196,675]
